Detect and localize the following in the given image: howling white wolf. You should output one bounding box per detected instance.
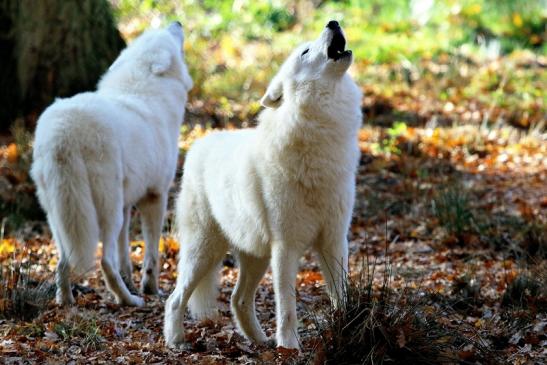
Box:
[31,22,193,307]
[164,20,361,349]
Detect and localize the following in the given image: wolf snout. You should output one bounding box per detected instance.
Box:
[326,20,340,30]
[168,21,183,33]
[168,21,184,41]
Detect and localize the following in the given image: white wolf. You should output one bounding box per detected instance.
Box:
[30,22,193,307]
[164,21,362,349]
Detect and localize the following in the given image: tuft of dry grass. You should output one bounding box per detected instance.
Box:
[0,240,55,321]
[0,265,55,321]
[301,255,497,365]
[53,314,105,351]
[502,274,545,311]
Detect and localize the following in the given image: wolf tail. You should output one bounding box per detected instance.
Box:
[31,132,99,277]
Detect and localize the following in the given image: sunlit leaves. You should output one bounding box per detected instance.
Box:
[0,238,16,259]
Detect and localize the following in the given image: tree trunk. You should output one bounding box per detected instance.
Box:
[0,0,125,131]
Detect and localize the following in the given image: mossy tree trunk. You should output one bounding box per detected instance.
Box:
[0,0,125,131]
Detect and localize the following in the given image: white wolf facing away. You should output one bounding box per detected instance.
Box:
[31,22,193,307]
[164,20,362,349]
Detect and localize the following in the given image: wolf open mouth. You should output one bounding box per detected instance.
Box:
[327,29,351,61]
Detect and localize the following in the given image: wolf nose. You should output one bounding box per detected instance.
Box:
[326,20,340,30]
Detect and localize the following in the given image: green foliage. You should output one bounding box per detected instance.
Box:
[432,187,475,240]
[54,316,104,350]
[458,0,546,52]
[371,121,408,155]
[111,1,545,128]
[17,322,46,338]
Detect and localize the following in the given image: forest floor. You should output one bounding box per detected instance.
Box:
[1,53,546,364]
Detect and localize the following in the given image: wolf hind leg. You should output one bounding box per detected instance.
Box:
[99,190,144,307]
[138,192,168,295]
[118,206,138,294]
[164,227,227,348]
[187,224,228,319]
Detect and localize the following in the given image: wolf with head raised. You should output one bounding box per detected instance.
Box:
[164,21,362,349]
[31,22,193,307]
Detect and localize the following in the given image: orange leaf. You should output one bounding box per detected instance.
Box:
[0,239,16,258]
[277,347,299,358]
[430,271,445,280]
[517,200,535,221]
[459,350,476,361]
[159,237,179,254]
[6,143,18,163]
[298,270,324,285]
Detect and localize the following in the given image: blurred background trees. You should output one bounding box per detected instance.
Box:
[112,0,545,129]
[1,0,544,132]
[0,0,124,131]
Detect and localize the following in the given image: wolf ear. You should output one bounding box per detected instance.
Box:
[150,49,172,75]
[260,78,283,108]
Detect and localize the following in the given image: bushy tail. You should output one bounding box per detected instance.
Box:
[32,140,99,276]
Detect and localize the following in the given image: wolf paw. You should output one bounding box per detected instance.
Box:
[166,340,192,351]
[276,335,300,350]
[164,324,186,349]
[141,277,160,295]
[263,337,276,348]
[119,294,145,307]
[55,290,75,306]
[190,307,219,321]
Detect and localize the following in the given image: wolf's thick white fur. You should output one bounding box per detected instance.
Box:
[30,23,193,307]
[164,23,362,349]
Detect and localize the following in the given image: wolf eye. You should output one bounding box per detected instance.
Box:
[301,48,309,57]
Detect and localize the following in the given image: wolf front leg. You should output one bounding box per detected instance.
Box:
[271,243,300,349]
[231,251,270,343]
[315,228,349,308]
